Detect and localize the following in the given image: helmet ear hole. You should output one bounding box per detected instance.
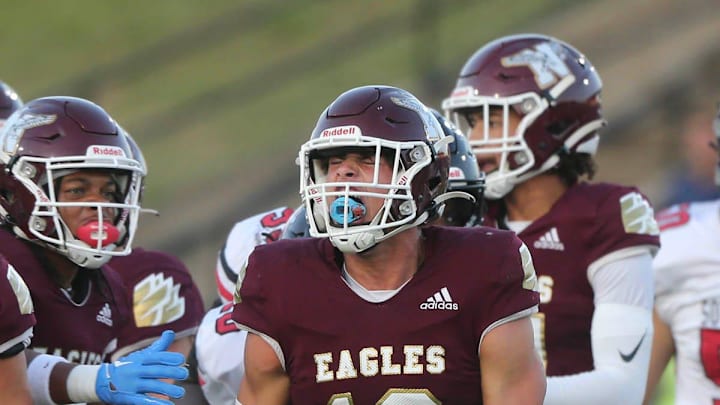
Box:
[547,120,573,138]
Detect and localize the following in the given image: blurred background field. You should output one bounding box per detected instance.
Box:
[3,1,719,402]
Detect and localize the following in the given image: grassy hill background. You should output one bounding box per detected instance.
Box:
[5,1,720,403]
[3,0,591,297]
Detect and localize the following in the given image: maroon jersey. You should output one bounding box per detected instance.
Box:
[0,255,35,358]
[0,228,131,364]
[233,226,539,405]
[484,182,660,376]
[110,248,205,359]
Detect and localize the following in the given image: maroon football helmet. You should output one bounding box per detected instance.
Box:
[442,33,605,198]
[0,81,23,126]
[299,85,450,252]
[0,96,146,268]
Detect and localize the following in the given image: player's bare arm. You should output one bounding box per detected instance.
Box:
[643,309,675,405]
[237,333,289,405]
[0,352,32,405]
[480,316,546,405]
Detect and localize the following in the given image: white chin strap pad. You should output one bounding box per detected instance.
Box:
[331,229,382,253]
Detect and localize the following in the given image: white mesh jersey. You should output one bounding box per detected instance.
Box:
[195,303,247,405]
[653,199,720,405]
[215,207,294,304]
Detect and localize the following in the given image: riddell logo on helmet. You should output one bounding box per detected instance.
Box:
[449,167,464,180]
[450,86,473,98]
[320,125,361,137]
[87,145,126,157]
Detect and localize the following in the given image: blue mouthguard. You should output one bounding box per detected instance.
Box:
[330,197,367,225]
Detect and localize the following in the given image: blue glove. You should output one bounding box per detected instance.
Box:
[96,330,189,405]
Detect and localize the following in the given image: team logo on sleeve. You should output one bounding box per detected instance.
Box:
[133,273,185,327]
[519,243,539,292]
[6,264,33,315]
[620,192,660,236]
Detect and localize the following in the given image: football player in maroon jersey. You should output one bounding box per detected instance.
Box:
[0,96,145,363]
[1,251,188,405]
[233,85,545,405]
[443,33,661,404]
[0,96,190,403]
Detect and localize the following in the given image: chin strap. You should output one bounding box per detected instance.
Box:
[434,190,476,205]
[434,133,454,152]
[340,190,477,253]
[140,207,160,216]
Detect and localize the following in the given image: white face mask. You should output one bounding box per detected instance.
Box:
[7,156,144,268]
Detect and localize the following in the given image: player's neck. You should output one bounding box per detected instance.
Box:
[343,228,423,291]
[505,174,567,222]
[43,250,80,290]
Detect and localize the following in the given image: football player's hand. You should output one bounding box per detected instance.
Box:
[96,330,189,405]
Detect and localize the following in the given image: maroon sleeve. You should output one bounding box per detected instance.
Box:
[111,249,206,357]
[589,186,660,263]
[231,245,277,339]
[0,257,35,357]
[475,232,539,339]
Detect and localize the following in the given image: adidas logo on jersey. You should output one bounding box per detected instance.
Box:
[533,227,565,251]
[420,287,458,311]
[96,303,113,326]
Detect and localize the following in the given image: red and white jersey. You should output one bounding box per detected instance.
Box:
[110,248,206,359]
[0,256,35,358]
[654,199,720,405]
[232,226,539,405]
[195,303,247,405]
[215,207,294,304]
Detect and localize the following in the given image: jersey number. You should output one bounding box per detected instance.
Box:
[328,389,440,404]
[260,208,294,242]
[214,303,237,335]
